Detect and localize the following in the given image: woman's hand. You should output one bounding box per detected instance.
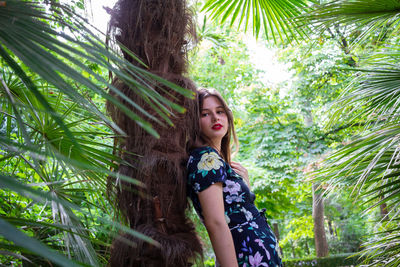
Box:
[231,162,250,188]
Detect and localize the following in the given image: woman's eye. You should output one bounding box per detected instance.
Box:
[217,110,225,114]
[201,113,209,117]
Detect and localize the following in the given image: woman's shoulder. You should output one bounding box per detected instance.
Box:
[187,146,227,185]
[187,146,225,171]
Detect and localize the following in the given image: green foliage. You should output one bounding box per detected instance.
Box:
[202,0,312,42]
[190,17,369,259]
[0,68,126,265]
[315,51,400,265]
[189,28,260,107]
[236,87,306,218]
[5,0,400,265]
[305,1,400,265]
[203,257,216,267]
[0,0,187,265]
[324,191,368,254]
[305,0,400,46]
[281,39,351,109]
[281,215,314,245]
[283,253,364,267]
[280,215,314,258]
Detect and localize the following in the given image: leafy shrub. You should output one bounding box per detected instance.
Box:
[283,253,364,267]
[204,258,215,267]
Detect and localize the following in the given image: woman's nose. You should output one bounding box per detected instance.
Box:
[212,113,219,122]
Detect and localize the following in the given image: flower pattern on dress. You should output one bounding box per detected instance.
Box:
[224,180,241,195]
[250,221,259,229]
[226,194,244,204]
[187,146,282,267]
[249,251,269,267]
[255,239,271,260]
[197,151,223,171]
[241,207,254,221]
[193,182,200,192]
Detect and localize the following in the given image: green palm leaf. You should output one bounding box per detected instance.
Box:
[305,3,400,261]
[327,64,400,130]
[316,124,400,264]
[0,218,80,267]
[1,0,193,138]
[202,0,313,42]
[306,0,400,46]
[0,76,153,265]
[315,44,400,264]
[0,0,185,265]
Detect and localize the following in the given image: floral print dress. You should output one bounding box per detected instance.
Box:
[187,146,282,267]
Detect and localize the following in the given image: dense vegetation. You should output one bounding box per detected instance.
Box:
[2,0,400,266]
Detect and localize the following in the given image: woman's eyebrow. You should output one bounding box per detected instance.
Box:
[201,106,224,111]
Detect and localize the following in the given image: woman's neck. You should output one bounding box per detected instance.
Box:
[195,138,221,154]
[211,141,221,153]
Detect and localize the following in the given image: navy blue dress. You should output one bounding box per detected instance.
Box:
[187,146,282,267]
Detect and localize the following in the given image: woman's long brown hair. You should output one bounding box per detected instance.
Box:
[195,88,239,163]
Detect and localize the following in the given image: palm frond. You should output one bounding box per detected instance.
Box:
[359,227,400,267]
[0,218,80,267]
[0,0,187,265]
[306,0,400,46]
[202,0,313,42]
[327,47,400,129]
[315,47,400,264]
[316,122,400,263]
[1,0,194,138]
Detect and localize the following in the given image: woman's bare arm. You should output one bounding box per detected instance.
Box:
[199,183,238,267]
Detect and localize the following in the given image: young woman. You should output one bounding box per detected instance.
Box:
[187,88,282,267]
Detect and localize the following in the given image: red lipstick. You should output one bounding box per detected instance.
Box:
[212,123,223,130]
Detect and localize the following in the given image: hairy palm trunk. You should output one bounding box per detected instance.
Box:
[106,0,202,266]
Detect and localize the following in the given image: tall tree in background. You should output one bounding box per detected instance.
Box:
[312,183,329,257]
[106,0,202,266]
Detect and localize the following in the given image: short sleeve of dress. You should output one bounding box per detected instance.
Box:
[187,147,227,193]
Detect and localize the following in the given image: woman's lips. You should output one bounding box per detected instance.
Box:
[212,124,223,130]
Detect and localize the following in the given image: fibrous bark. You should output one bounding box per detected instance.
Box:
[106,0,202,266]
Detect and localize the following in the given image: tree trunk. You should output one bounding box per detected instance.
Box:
[305,240,310,255]
[273,222,284,258]
[107,0,203,266]
[290,240,296,258]
[312,183,329,257]
[328,220,334,237]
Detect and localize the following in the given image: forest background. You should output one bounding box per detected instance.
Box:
[1,0,400,266]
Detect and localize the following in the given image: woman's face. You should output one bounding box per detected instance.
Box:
[200,96,229,145]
